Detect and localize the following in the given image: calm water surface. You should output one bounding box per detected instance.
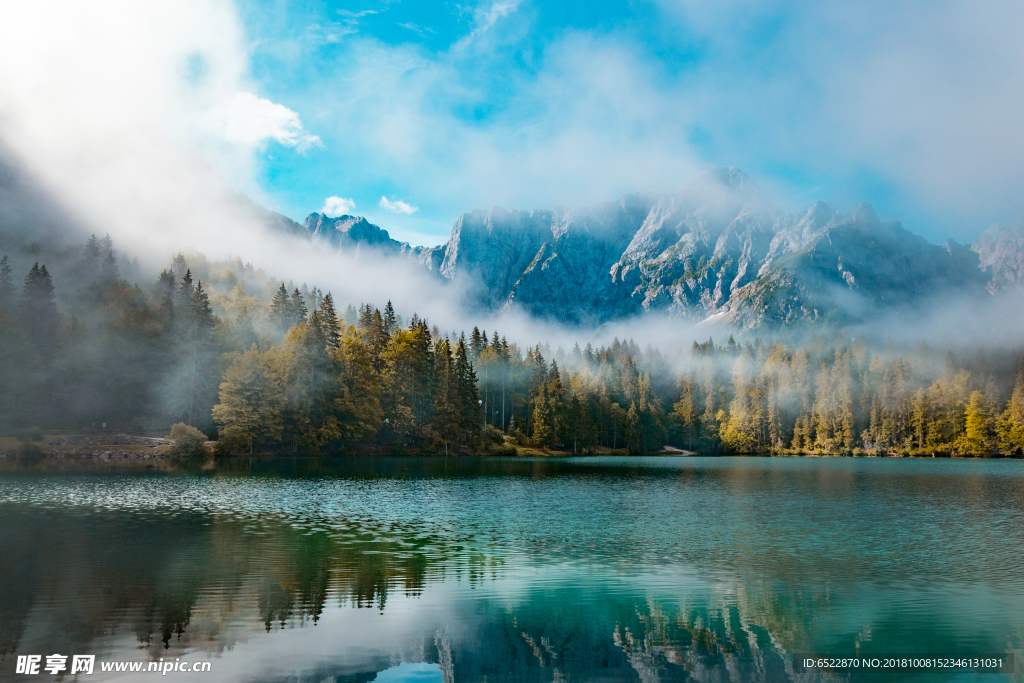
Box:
[1,456,1023,682]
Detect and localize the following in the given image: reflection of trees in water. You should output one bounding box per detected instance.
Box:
[0,505,465,656]
[4,501,1009,682]
[0,510,37,657]
[444,588,839,683]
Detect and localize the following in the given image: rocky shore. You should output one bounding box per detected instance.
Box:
[0,434,173,469]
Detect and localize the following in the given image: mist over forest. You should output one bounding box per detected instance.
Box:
[2,148,1024,460]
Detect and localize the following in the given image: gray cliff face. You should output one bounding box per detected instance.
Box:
[611,169,777,318]
[724,203,988,328]
[292,168,1008,328]
[300,212,447,271]
[971,222,1024,292]
[303,213,403,253]
[433,196,653,323]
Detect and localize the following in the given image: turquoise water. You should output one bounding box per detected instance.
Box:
[1,456,1023,682]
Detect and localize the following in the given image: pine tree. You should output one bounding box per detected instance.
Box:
[0,255,14,313]
[546,361,567,445]
[318,293,341,350]
[332,332,384,443]
[83,235,101,275]
[470,327,483,358]
[671,377,698,451]
[625,403,642,454]
[279,317,336,451]
[290,288,308,325]
[358,303,374,331]
[842,411,855,452]
[367,308,388,373]
[956,390,992,456]
[381,323,434,445]
[173,279,217,427]
[532,389,552,448]
[431,338,461,454]
[767,391,781,452]
[191,281,213,326]
[568,393,590,452]
[996,371,1024,456]
[454,339,481,440]
[234,303,257,351]
[20,263,59,359]
[269,283,291,333]
[171,253,188,282]
[178,269,195,310]
[101,246,119,282]
[791,415,805,452]
[383,300,397,335]
[158,269,176,323]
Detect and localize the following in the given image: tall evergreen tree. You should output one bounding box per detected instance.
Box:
[431,338,461,454]
[158,269,176,323]
[20,263,59,360]
[532,389,552,448]
[0,255,14,314]
[470,327,483,358]
[171,253,188,282]
[343,304,358,327]
[169,275,217,428]
[290,288,308,325]
[83,235,101,275]
[956,390,992,455]
[102,250,119,282]
[358,303,375,331]
[997,371,1024,455]
[178,269,195,310]
[366,308,389,373]
[455,339,481,439]
[317,293,341,350]
[269,283,291,333]
[383,300,397,335]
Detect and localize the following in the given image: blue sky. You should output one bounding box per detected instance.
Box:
[228,0,1024,246]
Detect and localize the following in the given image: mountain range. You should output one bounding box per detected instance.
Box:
[285,169,1024,329]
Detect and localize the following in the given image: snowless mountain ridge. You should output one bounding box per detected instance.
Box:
[294,168,1022,329]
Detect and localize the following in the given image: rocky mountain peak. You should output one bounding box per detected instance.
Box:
[281,169,1018,329]
[848,201,880,226]
[303,212,402,252]
[971,221,1024,292]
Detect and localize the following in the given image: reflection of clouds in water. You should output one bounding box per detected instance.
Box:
[373,662,444,682]
[2,459,1024,681]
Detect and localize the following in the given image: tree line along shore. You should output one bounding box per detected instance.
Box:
[1,234,1023,459]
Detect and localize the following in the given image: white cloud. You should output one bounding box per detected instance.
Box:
[203,92,321,151]
[379,196,418,214]
[300,34,702,215]
[454,0,521,48]
[653,0,1024,234]
[476,1,521,33]
[322,196,356,216]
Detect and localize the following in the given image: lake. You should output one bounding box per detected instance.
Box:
[1,456,1023,682]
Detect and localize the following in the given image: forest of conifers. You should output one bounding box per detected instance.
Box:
[2,234,1024,457]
